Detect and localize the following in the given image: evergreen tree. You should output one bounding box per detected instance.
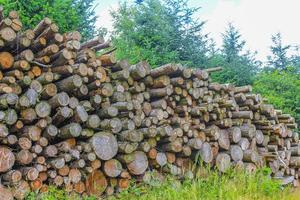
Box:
[211,23,259,86]
[0,0,98,40]
[267,33,291,71]
[287,45,300,73]
[73,0,98,40]
[164,0,209,67]
[111,0,210,67]
[222,23,245,63]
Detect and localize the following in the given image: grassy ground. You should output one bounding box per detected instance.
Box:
[26,168,299,200]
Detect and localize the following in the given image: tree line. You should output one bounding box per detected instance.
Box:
[1,0,299,124]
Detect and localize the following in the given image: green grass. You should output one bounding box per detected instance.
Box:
[26,168,298,200]
[112,168,293,200]
[26,187,96,200]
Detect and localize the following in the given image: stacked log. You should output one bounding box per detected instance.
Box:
[0,7,298,199]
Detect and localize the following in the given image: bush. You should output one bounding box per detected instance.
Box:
[0,0,98,40]
[253,68,300,125]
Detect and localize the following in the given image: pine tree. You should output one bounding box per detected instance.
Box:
[73,0,98,40]
[164,0,209,66]
[211,23,259,86]
[111,0,209,67]
[267,33,291,71]
[290,45,300,73]
[222,23,245,62]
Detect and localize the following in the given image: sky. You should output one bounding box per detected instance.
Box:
[94,0,300,61]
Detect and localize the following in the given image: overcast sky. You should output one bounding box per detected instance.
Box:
[94,0,300,61]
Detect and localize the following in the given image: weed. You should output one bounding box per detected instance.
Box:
[26,168,297,200]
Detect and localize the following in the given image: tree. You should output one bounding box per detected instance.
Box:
[111,0,210,67]
[222,23,246,63]
[72,0,99,40]
[267,33,291,71]
[288,45,300,73]
[164,0,209,67]
[211,23,259,86]
[0,0,98,40]
[253,67,300,125]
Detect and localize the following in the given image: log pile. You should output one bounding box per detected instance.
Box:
[0,7,298,199]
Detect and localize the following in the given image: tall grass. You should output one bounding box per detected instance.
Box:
[112,167,293,200]
[26,187,96,200]
[26,167,298,200]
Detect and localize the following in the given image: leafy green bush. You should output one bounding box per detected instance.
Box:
[253,68,300,125]
[0,0,98,40]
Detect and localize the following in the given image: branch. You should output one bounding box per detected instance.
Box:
[30,61,51,68]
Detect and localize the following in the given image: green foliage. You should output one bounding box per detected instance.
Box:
[26,186,96,200]
[0,0,98,40]
[222,23,246,63]
[267,33,291,71]
[113,168,289,200]
[111,0,210,67]
[253,67,300,124]
[210,24,259,86]
[24,168,298,200]
[111,1,260,86]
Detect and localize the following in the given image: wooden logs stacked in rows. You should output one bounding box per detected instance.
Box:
[0,8,113,199]
[0,7,298,199]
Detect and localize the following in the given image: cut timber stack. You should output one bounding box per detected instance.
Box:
[0,7,298,199]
